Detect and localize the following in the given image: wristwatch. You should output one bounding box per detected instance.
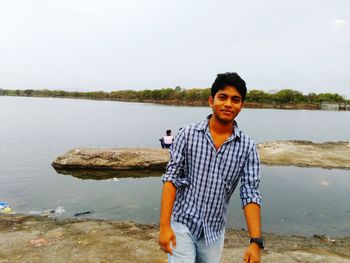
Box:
[250,237,264,249]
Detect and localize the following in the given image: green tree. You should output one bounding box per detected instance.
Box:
[23,89,34,96]
[246,90,270,103]
[0,89,8,95]
[316,93,344,103]
[273,89,304,103]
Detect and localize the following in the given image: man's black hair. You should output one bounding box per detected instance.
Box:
[211,72,247,101]
[166,130,171,136]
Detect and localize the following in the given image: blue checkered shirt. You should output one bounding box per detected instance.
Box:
[162,115,261,246]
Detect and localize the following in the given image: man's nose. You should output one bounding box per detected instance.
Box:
[224,99,233,107]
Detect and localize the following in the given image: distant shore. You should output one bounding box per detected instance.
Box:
[0,214,349,263]
[0,94,319,109]
[1,90,349,111]
[111,99,322,110]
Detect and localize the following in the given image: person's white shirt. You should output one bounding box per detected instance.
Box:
[163,135,173,144]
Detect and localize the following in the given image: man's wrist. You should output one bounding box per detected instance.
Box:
[159,222,171,228]
[249,237,264,249]
[249,243,261,251]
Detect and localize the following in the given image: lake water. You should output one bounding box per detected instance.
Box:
[1,96,350,236]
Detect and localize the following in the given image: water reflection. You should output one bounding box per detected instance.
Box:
[54,168,163,180]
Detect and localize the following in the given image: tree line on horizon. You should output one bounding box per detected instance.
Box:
[0,87,348,105]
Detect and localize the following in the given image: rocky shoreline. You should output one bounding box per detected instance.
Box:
[0,214,349,263]
[52,141,350,179]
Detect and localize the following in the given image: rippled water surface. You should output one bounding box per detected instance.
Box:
[1,96,349,236]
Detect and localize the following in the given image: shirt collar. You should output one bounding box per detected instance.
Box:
[195,114,241,141]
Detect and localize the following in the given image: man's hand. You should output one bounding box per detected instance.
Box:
[158,225,176,255]
[243,243,261,263]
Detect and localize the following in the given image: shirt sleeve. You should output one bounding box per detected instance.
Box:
[240,143,262,208]
[161,128,190,188]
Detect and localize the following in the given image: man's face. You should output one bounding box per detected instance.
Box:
[208,85,244,124]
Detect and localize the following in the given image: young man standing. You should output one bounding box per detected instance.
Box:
[159,72,262,263]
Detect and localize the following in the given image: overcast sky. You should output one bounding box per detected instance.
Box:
[1,0,349,97]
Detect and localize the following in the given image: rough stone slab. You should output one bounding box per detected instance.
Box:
[52,148,170,170]
[258,140,350,169]
[52,141,350,172]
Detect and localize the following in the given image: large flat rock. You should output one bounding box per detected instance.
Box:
[52,141,350,173]
[258,141,350,169]
[52,148,169,170]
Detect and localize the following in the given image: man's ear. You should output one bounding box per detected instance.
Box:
[208,96,214,108]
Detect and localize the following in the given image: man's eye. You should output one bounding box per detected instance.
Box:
[218,96,225,100]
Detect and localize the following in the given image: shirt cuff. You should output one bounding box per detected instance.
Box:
[241,197,261,208]
[162,174,190,188]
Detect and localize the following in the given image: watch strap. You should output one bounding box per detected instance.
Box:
[250,237,264,249]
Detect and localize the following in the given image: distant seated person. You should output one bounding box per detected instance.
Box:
[159,130,174,149]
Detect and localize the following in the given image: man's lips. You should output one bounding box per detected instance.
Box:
[221,110,234,114]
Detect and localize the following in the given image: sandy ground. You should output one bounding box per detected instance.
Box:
[0,214,349,263]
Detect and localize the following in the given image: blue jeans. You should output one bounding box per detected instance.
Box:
[168,221,225,263]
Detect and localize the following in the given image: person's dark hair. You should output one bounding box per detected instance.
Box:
[211,72,247,101]
[166,130,171,136]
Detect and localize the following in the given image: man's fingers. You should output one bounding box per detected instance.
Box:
[171,234,177,248]
[164,244,173,255]
[168,245,173,256]
[250,256,260,263]
[158,229,176,255]
[159,243,173,255]
[242,252,249,263]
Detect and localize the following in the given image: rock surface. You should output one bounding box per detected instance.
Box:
[0,214,349,263]
[52,148,169,170]
[258,141,350,169]
[52,141,350,173]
